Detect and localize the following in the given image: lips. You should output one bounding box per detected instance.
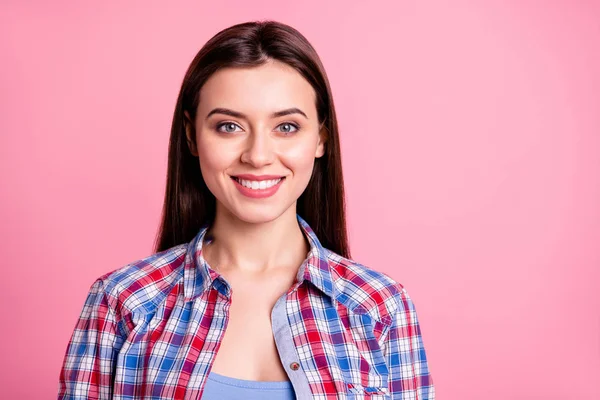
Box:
[232,176,283,190]
[230,174,286,198]
[232,174,285,180]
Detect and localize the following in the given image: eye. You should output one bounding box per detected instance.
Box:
[216,122,243,134]
[276,122,299,135]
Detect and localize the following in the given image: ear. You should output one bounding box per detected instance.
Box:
[184,110,199,157]
[315,123,327,158]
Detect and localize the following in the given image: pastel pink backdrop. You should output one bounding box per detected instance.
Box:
[1,1,599,398]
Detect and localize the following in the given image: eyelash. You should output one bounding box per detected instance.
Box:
[215,121,300,135]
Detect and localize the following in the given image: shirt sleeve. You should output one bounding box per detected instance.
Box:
[382,286,435,399]
[58,278,124,400]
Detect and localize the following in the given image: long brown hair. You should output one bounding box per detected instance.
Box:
[154,20,350,258]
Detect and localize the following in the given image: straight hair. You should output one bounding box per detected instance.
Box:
[154,20,350,258]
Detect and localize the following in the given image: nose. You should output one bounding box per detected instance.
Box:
[240,131,275,168]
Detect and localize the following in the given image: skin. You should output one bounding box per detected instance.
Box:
[184,59,327,381]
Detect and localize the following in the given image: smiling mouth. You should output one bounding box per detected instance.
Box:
[231,176,285,190]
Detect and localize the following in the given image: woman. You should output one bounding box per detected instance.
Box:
[58,20,434,400]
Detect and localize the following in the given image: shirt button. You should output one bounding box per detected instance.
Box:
[290,362,300,371]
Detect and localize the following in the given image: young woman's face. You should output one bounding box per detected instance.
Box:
[185,60,326,224]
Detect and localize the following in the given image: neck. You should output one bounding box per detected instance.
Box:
[203,204,309,274]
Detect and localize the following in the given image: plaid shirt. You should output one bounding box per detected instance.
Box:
[58,215,434,399]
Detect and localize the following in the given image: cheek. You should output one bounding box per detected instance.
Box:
[198,149,222,174]
[196,143,237,194]
[280,140,318,175]
[196,136,237,174]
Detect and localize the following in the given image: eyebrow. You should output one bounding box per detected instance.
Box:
[205,107,308,120]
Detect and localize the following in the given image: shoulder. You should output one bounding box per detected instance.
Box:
[89,243,189,316]
[323,248,408,327]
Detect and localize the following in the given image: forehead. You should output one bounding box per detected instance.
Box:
[198,60,317,117]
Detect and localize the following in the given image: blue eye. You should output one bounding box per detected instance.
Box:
[216,122,242,133]
[277,123,299,134]
[215,122,299,134]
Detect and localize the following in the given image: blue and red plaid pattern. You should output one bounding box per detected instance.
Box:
[58,215,434,399]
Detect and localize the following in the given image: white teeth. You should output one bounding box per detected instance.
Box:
[236,178,282,190]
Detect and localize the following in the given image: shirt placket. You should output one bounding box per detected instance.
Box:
[271,291,314,400]
[183,287,232,400]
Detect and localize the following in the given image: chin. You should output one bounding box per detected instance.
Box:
[234,208,286,225]
[226,201,296,225]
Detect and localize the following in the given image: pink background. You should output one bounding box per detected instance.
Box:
[1,1,599,398]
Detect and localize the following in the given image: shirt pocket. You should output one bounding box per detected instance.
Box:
[344,381,390,399]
